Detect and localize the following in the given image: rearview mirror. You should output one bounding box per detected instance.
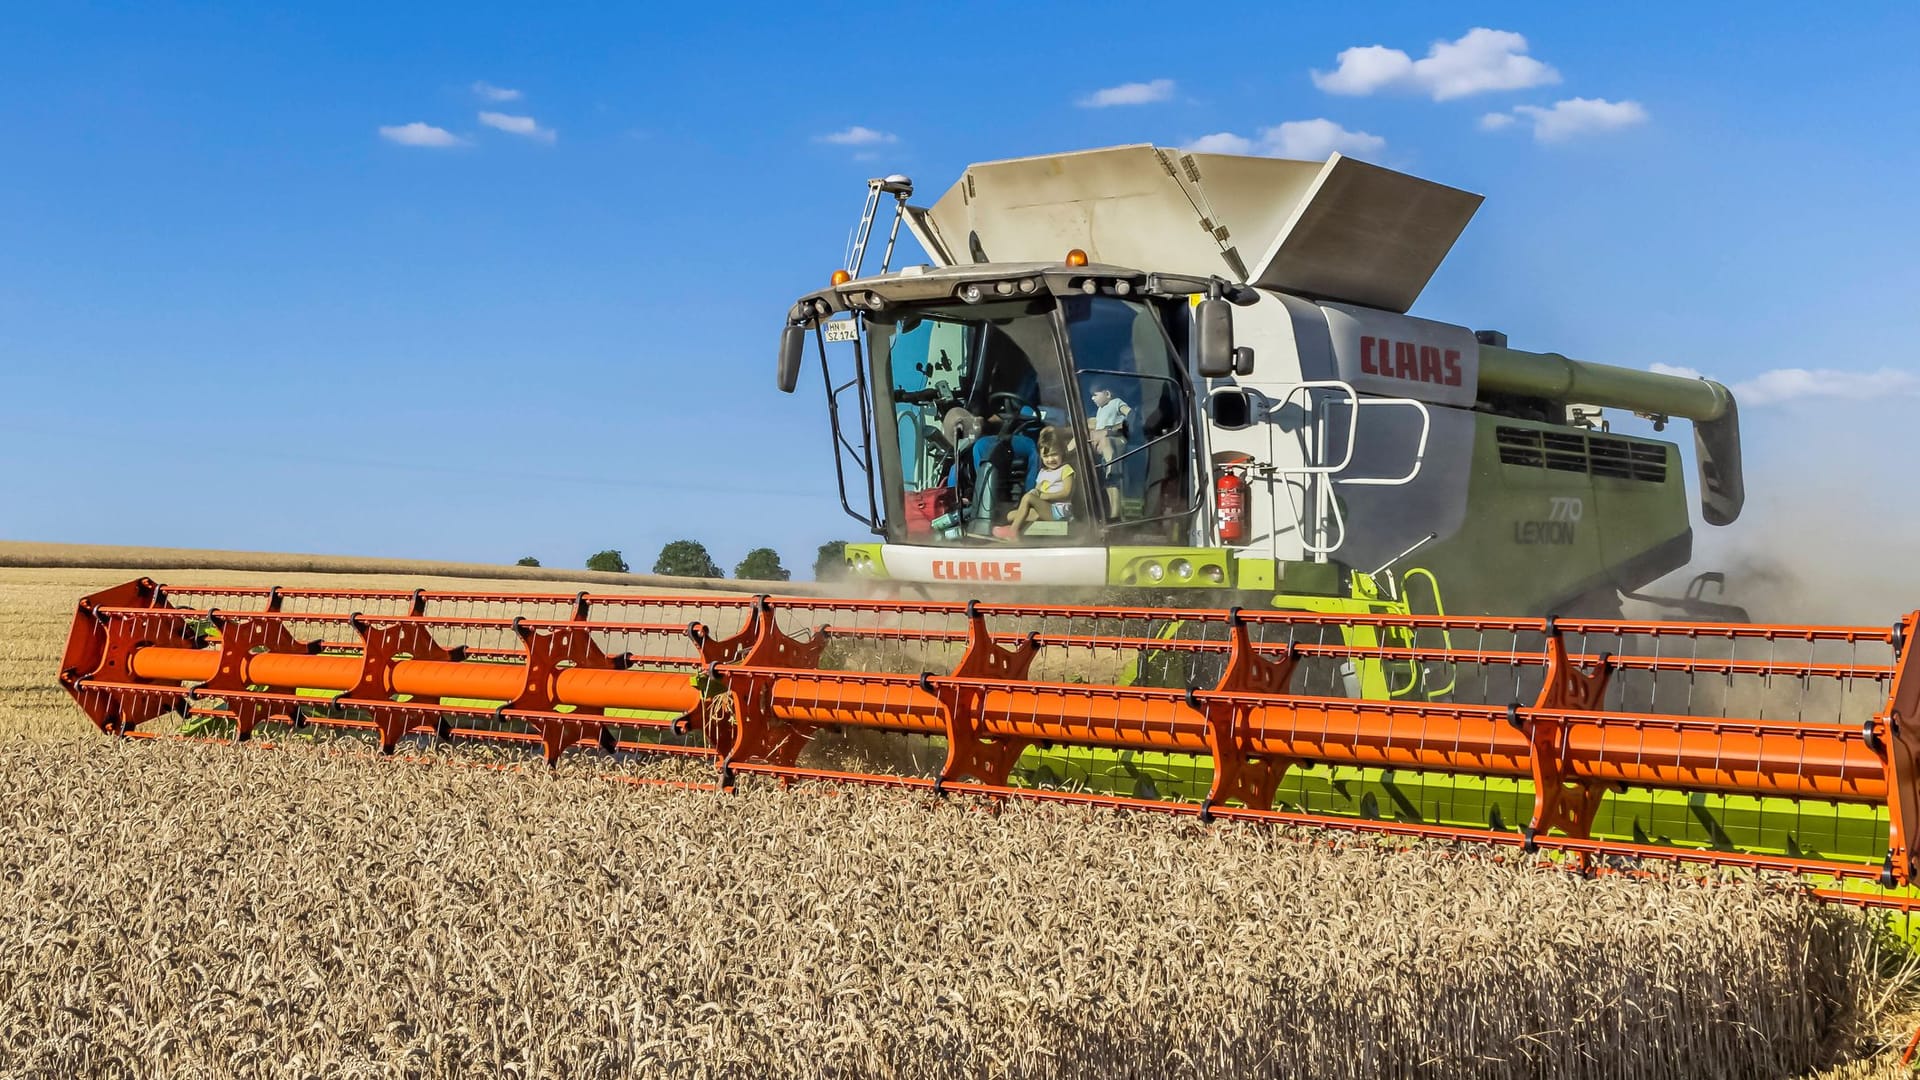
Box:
[1195,298,1235,378]
[777,325,807,393]
[1233,346,1255,376]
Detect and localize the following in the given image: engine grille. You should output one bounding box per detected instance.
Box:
[1496,426,1668,483]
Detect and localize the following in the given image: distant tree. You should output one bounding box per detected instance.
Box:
[813,541,849,582]
[654,540,721,579]
[585,549,629,574]
[515,556,542,567]
[735,547,791,582]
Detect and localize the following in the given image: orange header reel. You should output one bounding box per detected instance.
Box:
[57,578,1920,907]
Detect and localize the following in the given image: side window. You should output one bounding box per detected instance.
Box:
[1063,298,1194,532]
[886,319,949,492]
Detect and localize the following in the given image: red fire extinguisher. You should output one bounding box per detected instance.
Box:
[1215,466,1247,545]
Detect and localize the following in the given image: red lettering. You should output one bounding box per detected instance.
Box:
[1357,339,1469,389]
[930,559,1024,581]
[1418,345,1442,383]
[1393,342,1416,379]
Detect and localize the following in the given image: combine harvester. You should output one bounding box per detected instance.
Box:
[56,146,1920,909]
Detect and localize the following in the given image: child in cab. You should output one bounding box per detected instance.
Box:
[998,426,1074,537]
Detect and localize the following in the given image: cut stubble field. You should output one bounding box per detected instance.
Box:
[1,565,1916,1078]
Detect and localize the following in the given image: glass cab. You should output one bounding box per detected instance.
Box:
[866,293,1197,547]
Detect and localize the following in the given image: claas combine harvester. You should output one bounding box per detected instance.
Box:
[56,145,1920,909]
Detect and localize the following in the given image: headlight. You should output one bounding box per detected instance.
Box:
[1142,561,1165,583]
[1202,565,1226,584]
[960,284,983,303]
[1170,559,1193,580]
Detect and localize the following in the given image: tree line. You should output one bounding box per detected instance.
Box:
[513,540,849,582]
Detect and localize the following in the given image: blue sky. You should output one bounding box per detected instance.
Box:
[3,3,1916,577]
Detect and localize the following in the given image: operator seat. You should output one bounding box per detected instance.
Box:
[960,428,1037,534]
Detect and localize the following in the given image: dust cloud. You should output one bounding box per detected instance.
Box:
[1663,416,1920,627]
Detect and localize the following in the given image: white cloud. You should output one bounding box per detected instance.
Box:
[1735,368,1920,407]
[478,111,557,143]
[1266,118,1386,159]
[1185,119,1385,161]
[1077,78,1176,107]
[1649,363,1920,407]
[1477,111,1516,131]
[1185,132,1257,155]
[816,126,898,146]
[1496,97,1648,142]
[378,122,466,148]
[1313,28,1560,101]
[472,81,523,102]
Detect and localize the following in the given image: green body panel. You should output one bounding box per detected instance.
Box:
[1107,547,1233,589]
[1009,749,1890,869]
[1399,413,1691,616]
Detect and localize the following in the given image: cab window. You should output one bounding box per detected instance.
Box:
[1061,296,1194,540]
[869,300,1087,545]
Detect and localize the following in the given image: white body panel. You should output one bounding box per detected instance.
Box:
[1319,303,1481,408]
[1194,291,1480,571]
[879,545,1110,587]
[1198,296,1316,563]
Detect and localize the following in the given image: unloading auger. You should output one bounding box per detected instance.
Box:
[58,578,1920,908]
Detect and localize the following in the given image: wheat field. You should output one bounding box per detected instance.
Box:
[1,565,1915,1078]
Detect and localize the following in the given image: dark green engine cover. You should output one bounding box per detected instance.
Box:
[1413,414,1691,616]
